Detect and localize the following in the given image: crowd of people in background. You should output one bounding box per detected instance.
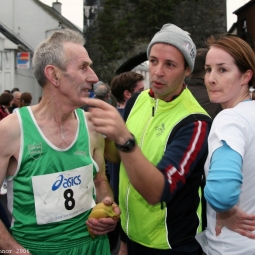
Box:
[1,25,255,255]
[0,88,33,121]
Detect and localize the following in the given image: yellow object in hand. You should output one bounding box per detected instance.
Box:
[88,202,119,238]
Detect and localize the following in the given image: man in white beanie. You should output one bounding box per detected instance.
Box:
[84,24,211,255]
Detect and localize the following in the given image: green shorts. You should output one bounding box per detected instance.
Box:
[15,235,111,255]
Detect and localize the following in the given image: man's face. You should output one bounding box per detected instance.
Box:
[58,42,98,107]
[14,92,21,107]
[149,43,190,101]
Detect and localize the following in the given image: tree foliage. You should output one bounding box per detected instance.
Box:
[93,0,181,59]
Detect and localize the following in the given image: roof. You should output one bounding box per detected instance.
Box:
[228,22,237,34]
[34,0,82,32]
[233,0,255,14]
[0,23,33,52]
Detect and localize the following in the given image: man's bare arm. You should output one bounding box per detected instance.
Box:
[104,137,120,164]
[92,132,114,203]
[0,220,31,254]
[86,116,120,236]
[0,115,31,253]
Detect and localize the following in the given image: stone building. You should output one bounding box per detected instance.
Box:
[84,0,227,83]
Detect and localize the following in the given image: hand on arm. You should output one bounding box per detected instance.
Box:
[216,206,255,239]
[203,141,255,238]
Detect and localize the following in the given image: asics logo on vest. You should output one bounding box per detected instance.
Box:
[52,174,81,191]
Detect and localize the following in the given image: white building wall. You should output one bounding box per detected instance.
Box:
[0,0,63,50]
[0,0,78,104]
[0,34,16,93]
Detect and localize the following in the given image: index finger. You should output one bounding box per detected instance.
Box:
[83,98,112,110]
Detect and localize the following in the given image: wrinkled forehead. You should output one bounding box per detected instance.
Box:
[63,42,93,66]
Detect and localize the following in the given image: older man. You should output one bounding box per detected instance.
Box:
[8,91,21,113]
[0,29,120,255]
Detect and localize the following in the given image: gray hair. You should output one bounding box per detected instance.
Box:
[32,29,85,87]
[94,84,110,99]
[13,91,21,98]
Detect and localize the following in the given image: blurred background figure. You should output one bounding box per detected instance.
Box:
[186,48,222,119]
[8,91,21,113]
[10,87,20,94]
[251,89,255,100]
[94,83,111,101]
[0,92,14,226]
[0,93,14,120]
[111,71,144,110]
[81,82,114,111]
[20,92,32,107]
[13,92,32,113]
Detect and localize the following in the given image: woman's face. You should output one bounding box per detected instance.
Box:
[205,46,249,108]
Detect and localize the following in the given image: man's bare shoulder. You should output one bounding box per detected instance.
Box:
[84,111,104,148]
[0,113,20,144]
[84,111,97,135]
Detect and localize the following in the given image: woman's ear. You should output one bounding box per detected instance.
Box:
[242,69,253,86]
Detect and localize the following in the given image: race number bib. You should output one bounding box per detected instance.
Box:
[32,164,95,225]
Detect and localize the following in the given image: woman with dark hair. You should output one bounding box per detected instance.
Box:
[0,93,13,120]
[196,35,255,254]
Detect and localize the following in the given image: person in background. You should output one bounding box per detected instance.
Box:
[8,91,21,113]
[83,23,212,255]
[0,29,120,255]
[196,35,255,255]
[111,71,144,111]
[3,90,11,94]
[0,92,14,231]
[186,48,222,119]
[94,83,111,101]
[13,92,33,113]
[10,88,20,94]
[252,89,255,100]
[107,71,145,254]
[0,93,13,120]
[20,92,32,107]
[81,82,111,112]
